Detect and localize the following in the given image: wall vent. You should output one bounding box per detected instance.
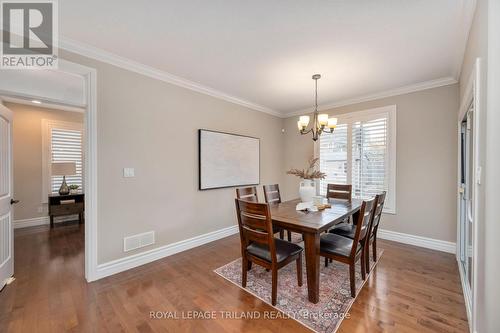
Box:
[123,231,155,252]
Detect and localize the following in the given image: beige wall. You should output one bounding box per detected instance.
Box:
[54,50,458,263]
[9,102,84,221]
[460,0,488,99]
[282,84,459,242]
[59,50,285,264]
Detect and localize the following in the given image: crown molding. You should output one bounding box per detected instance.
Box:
[286,76,458,118]
[58,37,283,118]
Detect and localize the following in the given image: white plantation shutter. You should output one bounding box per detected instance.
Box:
[351,117,388,199]
[319,123,348,195]
[50,127,83,193]
[317,106,396,213]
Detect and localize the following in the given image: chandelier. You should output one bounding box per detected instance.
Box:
[297,74,337,141]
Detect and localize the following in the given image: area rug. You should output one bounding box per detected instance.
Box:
[214,240,383,333]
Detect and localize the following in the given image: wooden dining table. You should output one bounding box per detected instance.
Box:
[269,198,363,304]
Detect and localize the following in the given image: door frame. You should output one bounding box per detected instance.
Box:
[457,58,481,333]
[0,59,98,282]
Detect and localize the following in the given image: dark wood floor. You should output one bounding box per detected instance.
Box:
[0,223,468,332]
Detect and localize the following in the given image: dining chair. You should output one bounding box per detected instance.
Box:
[326,184,353,226]
[235,198,303,305]
[366,192,386,264]
[236,186,259,202]
[236,186,284,239]
[320,197,376,297]
[329,192,386,273]
[326,184,352,201]
[263,184,292,242]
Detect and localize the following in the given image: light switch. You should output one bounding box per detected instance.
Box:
[123,167,135,178]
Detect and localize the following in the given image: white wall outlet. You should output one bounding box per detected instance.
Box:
[123,167,135,178]
[37,206,44,213]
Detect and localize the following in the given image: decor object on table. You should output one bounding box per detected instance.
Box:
[286,157,326,203]
[51,162,76,195]
[297,74,338,141]
[68,184,80,194]
[199,129,260,190]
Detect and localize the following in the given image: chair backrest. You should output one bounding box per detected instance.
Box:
[236,186,258,202]
[350,197,376,257]
[263,184,281,205]
[370,191,386,234]
[235,199,276,262]
[326,184,352,201]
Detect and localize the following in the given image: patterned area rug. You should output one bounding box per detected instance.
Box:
[214,239,383,333]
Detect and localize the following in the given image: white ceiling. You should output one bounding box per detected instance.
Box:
[58,0,474,116]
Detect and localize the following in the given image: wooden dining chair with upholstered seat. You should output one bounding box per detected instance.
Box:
[263,184,292,242]
[329,192,386,273]
[366,192,386,264]
[235,199,303,305]
[236,186,284,239]
[320,197,375,297]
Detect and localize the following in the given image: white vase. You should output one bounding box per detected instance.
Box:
[299,179,316,203]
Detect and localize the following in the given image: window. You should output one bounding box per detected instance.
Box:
[42,120,84,201]
[50,127,83,193]
[317,105,396,213]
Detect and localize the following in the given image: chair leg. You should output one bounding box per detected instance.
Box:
[242,257,248,288]
[324,257,329,267]
[279,229,284,240]
[372,236,377,262]
[271,268,278,306]
[296,255,303,287]
[365,241,370,274]
[360,249,366,280]
[287,230,292,242]
[247,260,252,271]
[349,263,356,297]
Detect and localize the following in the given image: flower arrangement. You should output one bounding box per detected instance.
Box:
[286,157,326,180]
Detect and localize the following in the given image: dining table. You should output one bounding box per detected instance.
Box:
[269,198,363,304]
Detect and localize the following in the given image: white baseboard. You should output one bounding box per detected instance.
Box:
[13,217,50,229]
[13,215,81,229]
[378,229,456,254]
[94,225,239,281]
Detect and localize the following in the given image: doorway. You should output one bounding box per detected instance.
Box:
[457,58,481,333]
[458,101,474,308]
[0,59,98,286]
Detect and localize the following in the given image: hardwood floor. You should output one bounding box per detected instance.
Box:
[0,223,468,332]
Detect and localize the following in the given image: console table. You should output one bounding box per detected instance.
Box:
[48,193,85,228]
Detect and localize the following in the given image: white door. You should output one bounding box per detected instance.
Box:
[0,103,14,290]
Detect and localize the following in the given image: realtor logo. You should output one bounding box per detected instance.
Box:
[1,0,58,69]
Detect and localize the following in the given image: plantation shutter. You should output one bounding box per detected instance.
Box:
[319,123,348,195]
[317,107,395,213]
[50,128,83,193]
[351,117,388,199]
